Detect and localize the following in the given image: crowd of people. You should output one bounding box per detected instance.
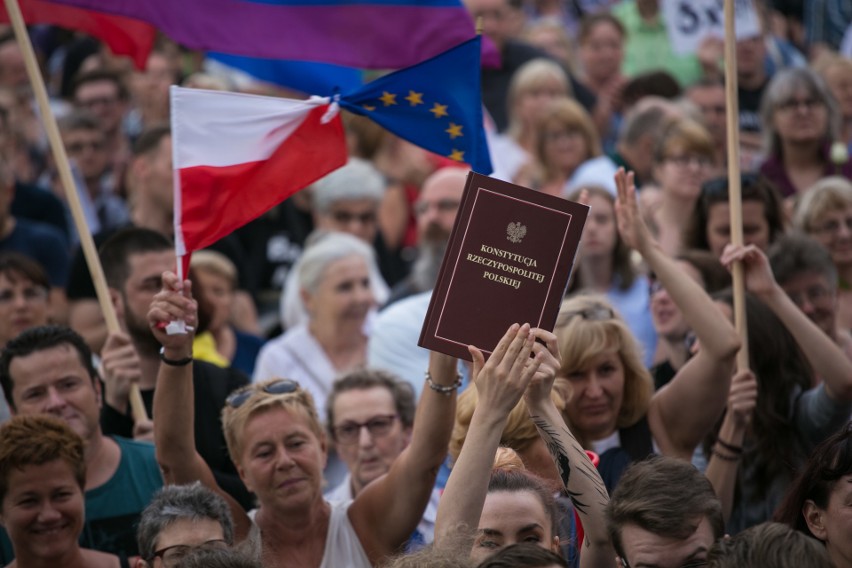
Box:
[0,0,852,566]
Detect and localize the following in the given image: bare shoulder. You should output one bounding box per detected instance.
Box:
[81,548,123,568]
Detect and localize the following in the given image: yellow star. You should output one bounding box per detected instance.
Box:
[362,104,376,112]
[430,103,448,118]
[405,91,424,106]
[448,149,465,162]
[446,123,463,139]
[379,91,397,106]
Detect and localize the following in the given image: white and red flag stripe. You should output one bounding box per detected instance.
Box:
[170,85,347,275]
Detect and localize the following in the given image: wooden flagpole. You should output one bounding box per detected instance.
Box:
[723,0,749,370]
[3,0,149,422]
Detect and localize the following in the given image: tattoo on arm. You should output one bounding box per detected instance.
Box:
[531,415,609,514]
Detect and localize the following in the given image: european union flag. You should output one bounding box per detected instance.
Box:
[340,37,492,174]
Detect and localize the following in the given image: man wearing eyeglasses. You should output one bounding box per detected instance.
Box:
[324,369,440,550]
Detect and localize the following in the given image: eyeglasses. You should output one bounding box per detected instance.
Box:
[225,379,300,408]
[331,210,377,225]
[557,304,615,326]
[413,198,460,217]
[776,97,823,113]
[0,286,48,305]
[332,414,398,445]
[813,216,852,235]
[664,154,714,169]
[150,539,228,567]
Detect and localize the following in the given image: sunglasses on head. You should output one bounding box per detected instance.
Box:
[226,379,301,408]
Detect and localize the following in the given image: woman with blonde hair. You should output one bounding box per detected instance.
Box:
[490,59,571,184]
[814,54,852,148]
[149,271,461,568]
[518,99,600,197]
[555,170,740,490]
[793,176,852,330]
[435,324,614,568]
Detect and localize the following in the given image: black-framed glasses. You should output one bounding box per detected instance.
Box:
[776,97,822,113]
[332,414,398,445]
[150,539,228,567]
[557,304,615,326]
[226,379,300,408]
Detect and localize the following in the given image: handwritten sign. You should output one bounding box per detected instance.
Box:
[662,0,761,56]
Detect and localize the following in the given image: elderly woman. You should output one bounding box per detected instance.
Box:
[310,157,403,292]
[0,415,126,568]
[793,176,852,330]
[255,232,377,417]
[519,98,601,197]
[554,170,740,490]
[150,271,460,568]
[759,67,852,198]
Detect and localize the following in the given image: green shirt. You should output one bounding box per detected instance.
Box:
[612,0,703,88]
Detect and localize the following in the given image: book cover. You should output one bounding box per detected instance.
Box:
[418,172,588,361]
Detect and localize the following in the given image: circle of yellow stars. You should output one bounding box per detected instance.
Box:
[361,89,466,163]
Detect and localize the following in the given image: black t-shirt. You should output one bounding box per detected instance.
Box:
[99,360,253,510]
[739,80,769,134]
[11,181,70,240]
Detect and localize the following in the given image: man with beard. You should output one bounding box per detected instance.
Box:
[368,167,466,394]
[385,167,468,305]
[96,227,252,509]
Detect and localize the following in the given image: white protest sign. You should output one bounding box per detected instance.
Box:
[662,0,761,56]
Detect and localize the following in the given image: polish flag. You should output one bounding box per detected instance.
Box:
[170,86,347,276]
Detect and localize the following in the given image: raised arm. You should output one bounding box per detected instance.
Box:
[347,345,460,563]
[721,244,852,402]
[433,324,541,551]
[148,271,252,539]
[704,369,757,522]
[524,329,615,568]
[614,169,741,459]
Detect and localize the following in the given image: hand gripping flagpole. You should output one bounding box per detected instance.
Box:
[3,0,149,422]
[723,0,749,371]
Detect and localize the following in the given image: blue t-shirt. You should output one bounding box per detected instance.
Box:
[0,436,163,563]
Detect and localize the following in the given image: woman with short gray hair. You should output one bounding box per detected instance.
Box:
[758,67,852,198]
[253,231,378,417]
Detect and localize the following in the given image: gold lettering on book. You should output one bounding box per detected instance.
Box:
[465,245,546,290]
[483,271,521,289]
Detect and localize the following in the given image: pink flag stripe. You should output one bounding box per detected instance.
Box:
[177,104,346,255]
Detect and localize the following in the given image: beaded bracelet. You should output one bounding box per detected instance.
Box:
[715,437,743,454]
[425,371,463,395]
[711,448,741,462]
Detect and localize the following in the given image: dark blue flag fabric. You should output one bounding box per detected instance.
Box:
[207,52,363,96]
[340,37,492,174]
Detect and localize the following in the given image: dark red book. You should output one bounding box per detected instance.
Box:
[418,172,588,361]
